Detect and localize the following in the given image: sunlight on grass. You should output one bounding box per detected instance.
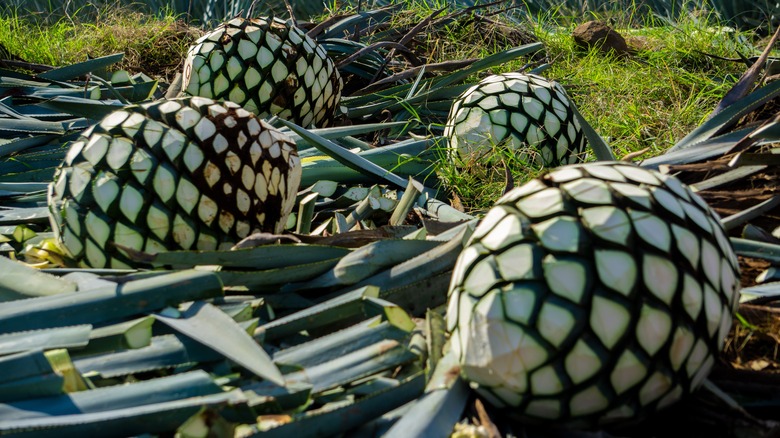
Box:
[0,7,198,82]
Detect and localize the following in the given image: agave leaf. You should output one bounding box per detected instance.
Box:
[176,406,236,438]
[0,166,59,183]
[708,26,780,118]
[422,196,476,222]
[383,351,469,438]
[344,400,416,438]
[108,81,158,103]
[569,99,615,161]
[300,139,436,187]
[38,96,125,121]
[425,310,447,380]
[720,195,780,232]
[690,165,765,192]
[0,135,60,158]
[0,270,223,334]
[217,301,260,323]
[240,379,312,415]
[79,316,156,356]
[247,339,418,396]
[747,116,780,142]
[283,121,411,148]
[0,370,220,420]
[0,349,85,402]
[301,180,339,198]
[155,301,284,386]
[26,87,101,101]
[285,239,443,291]
[669,80,780,152]
[0,158,62,178]
[296,192,318,235]
[0,256,77,301]
[131,244,350,270]
[362,297,417,333]
[731,238,780,264]
[319,223,472,309]
[757,268,780,284]
[380,271,454,318]
[343,195,380,230]
[0,389,247,438]
[344,83,472,119]
[727,152,780,167]
[0,182,49,194]
[279,119,410,188]
[37,53,124,82]
[256,286,380,343]
[739,282,780,304]
[72,334,222,379]
[248,372,424,438]
[213,256,343,289]
[0,325,91,355]
[0,119,71,136]
[317,7,398,39]
[273,318,410,368]
[0,206,49,224]
[641,128,754,169]
[389,178,423,226]
[742,224,780,244]
[57,271,115,291]
[435,43,544,88]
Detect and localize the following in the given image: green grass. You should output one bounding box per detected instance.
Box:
[0,7,198,82]
[0,3,756,213]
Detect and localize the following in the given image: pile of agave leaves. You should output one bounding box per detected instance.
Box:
[1,4,780,437]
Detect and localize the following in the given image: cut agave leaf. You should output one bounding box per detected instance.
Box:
[73,334,220,379]
[669,80,780,152]
[0,370,221,420]
[286,239,442,291]
[0,389,247,437]
[273,317,409,368]
[256,286,380,343]
[246,339,419,395]
[0,324,91,355]
[739,282,780,304]
[0,349,86,402]
[383,350,469,438]
[731,237,780,264]
[155,301,284,386]
[279,119,416,189]
[37,53,124,82]
[128,244,351,270]
[80,316,156,355]
[247,372,424,438]
[0,270,223,334]
[213,256,344,289]
[0,256,77,302]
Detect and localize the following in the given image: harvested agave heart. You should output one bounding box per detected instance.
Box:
[444,73,586,167]
[48,97,301,269]
[182,16,343,128]
[446,161,740,427]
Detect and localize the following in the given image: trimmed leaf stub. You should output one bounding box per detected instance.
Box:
[47,97,301,269]
[444,73,586,167]
[182,16,343,128]
[446,161,741,428]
